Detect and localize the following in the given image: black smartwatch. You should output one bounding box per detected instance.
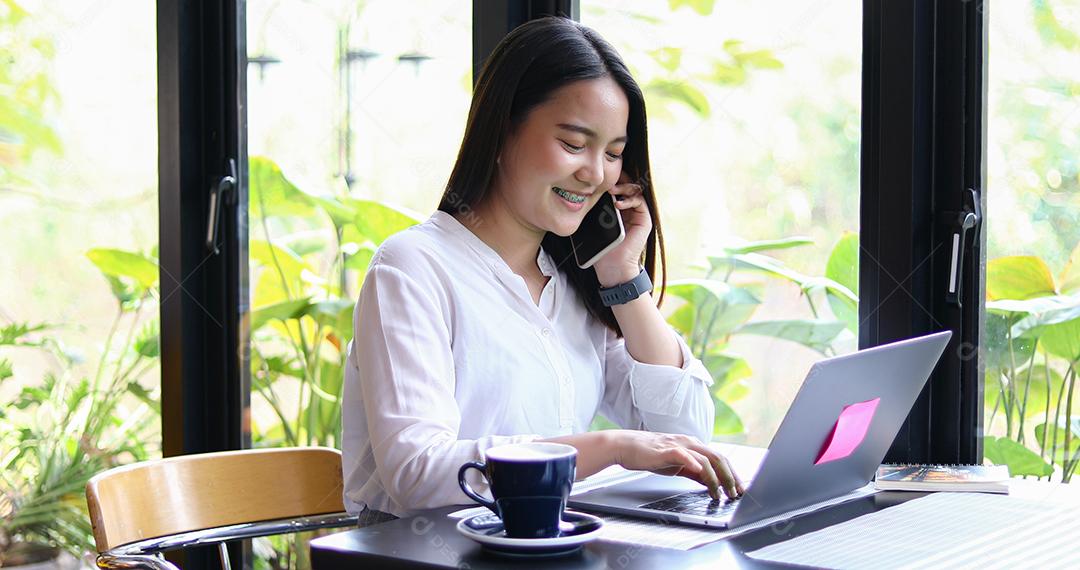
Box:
[598,268,652,307]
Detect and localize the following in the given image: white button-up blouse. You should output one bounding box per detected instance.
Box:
[342,210,715,517]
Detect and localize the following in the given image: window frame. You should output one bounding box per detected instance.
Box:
[860,0,986,463]
[157,0,250,565]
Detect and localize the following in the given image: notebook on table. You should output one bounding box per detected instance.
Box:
[874,464,1010,494]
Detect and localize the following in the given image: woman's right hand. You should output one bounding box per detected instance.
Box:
[609,430,744,500]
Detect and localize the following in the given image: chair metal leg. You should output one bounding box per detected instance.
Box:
[217,542,232,570]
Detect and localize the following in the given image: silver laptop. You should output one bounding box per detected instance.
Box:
[569,331,952,529]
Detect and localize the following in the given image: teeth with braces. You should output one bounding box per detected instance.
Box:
[553,187,586,204]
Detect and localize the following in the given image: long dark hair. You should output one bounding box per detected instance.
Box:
[438,16,666,338]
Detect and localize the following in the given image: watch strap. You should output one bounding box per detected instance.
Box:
[598,268,652,307]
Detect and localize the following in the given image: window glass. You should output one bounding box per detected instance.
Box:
[982,0,1080,483]
[582,1,861,445]
[0,1,160,562]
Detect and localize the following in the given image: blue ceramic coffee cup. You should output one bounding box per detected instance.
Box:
[458,442,577,539]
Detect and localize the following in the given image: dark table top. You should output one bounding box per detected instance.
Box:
[310,490,930,569]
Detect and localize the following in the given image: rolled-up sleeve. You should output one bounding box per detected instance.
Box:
[597,325,715,443]
[353,264,542,514]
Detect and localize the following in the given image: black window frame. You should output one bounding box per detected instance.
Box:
[158,0,249,566]
[860,0,986,464]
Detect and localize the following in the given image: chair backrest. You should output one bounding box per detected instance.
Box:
[86,447,346,553]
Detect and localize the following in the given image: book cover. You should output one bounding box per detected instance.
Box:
[874,464,1010,493]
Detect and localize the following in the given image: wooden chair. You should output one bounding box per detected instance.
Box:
[85,447,358,570]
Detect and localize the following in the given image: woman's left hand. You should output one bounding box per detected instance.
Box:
[592,171,651,287]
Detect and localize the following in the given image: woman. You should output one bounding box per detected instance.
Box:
[342,16,743,524]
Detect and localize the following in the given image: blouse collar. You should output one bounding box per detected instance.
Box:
[430,210,557,278]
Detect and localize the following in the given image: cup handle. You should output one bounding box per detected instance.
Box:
[458,461,498,515]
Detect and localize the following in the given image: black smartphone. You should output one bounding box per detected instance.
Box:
[570,191,626,269]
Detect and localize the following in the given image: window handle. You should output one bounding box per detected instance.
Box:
[205,158,237,255]
[946,188,981,307]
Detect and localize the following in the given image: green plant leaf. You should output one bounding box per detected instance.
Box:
[0,322,50,346]
[989,294,1078,318]
[1007,294,1080,340]
[708,251,801,283]
[982,435,1054,477]
[704,352,752,384]
[310,299,354,332]
[647,47,683,73]
[249,155,316,219]
[668,0,714,16]
[133,320,160,359]
[255,422,289,446]
[986,256,1057,301]
[705,352,752,402]
[1038,317,1080,362]
[86,248,159,290]
[713,397,744,436]
[666,303,696,338]
[282,233,332,257]
[1033,420,1080,465]
[722,237,814,255]
[318,358,345,400]
[345,199,423,246]
[707,253,857,311]
[307,195,357,228]
[251,298,313,331]
[252,266,292,310]
[826,288,859,335]
[14,385,48,410]
[250,239,313,290]
[800,276,858,303]
[258,354,304,380]
[826,232,859,297]
[1034,0,1080,49]
[732,48,784,70]
[101,274,140,308]
[1059,242,1080,294]
[0,358,13,381]
[126,381,160,414]
[710,62,747,87]
[734,319,847,354]
[343,242,378,275]
[64,378,90,416]
[666,279,761,341]
[644,78,710,116]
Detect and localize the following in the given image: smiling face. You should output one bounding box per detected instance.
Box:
[489,76,630,238]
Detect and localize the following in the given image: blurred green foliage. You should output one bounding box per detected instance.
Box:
[0,0,61,187]
[659,234,857,437]
[0,247,160,563]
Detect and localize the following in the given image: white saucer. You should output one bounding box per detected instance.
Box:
[455,510,604,557]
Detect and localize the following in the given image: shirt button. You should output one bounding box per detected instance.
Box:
[541,328,553,337]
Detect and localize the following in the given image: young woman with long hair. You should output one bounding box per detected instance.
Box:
[342,16,743,524]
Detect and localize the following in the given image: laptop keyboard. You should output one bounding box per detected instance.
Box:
[639,490,741,518]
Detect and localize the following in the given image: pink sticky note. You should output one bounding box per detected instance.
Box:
[814,397,881,465]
